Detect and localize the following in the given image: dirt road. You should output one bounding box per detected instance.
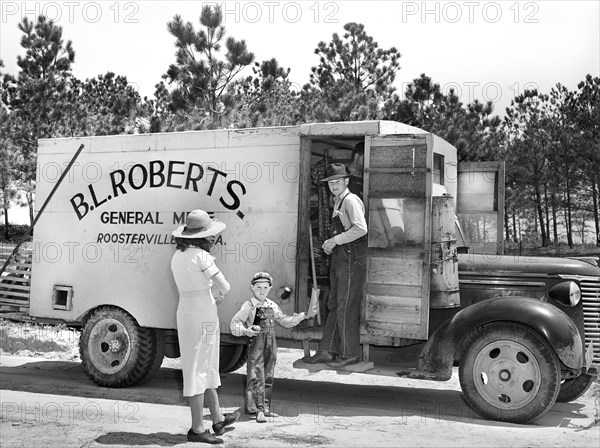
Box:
[1,349,598,447]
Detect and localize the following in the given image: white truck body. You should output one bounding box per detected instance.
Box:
[32,121,444,334]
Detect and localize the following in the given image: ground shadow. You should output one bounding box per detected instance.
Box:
[1,358,595,430]
[94,431,187,446]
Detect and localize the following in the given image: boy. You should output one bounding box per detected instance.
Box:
[231,272,317,423]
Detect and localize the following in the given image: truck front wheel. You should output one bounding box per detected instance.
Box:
[557,373,595,402]
[459,322,560,423]
[79,306,163,387]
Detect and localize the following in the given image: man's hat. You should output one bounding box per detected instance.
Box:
[251,272,273,286]
[172,209,226,239]
[321,163,350,182]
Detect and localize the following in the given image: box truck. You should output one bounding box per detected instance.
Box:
[1,121,598,424]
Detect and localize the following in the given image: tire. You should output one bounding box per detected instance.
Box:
[135,329,165,386]
[219,344,248,373]
[79,306,161,387]
[557,373,595,403]
[459,322,561,424]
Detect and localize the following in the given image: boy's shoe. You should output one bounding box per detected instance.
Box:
[256,411,267,423]
[212,411,240,435]
[186,429,223,444]
[264,409,279,417]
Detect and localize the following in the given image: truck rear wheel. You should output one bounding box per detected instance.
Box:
[79,306,163,387]
[219,344,248,373]
[135,329,165,386]
[459,322,560,423]
[557,373,595,402]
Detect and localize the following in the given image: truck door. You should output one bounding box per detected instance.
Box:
[456,161,505,255]
[363,134,433,340]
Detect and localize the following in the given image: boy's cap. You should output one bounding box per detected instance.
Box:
[251,272,273,286]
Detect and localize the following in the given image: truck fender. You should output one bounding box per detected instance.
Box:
[418,297,583,379]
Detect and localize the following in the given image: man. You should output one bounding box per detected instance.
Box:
[347,141,364,199]
[304,163,368,368]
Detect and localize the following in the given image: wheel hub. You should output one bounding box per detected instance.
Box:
[498,369,511,381]
[472,340,542,410]
[88,318,132,375]
[109,339,122,352]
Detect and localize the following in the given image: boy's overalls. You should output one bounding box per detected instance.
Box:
[245,306,276,414]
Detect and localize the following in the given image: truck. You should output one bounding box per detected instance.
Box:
[1,120,598,424]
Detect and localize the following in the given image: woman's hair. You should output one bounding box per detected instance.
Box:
[175,237,212,252]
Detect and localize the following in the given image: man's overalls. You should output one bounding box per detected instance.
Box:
[245,305,277,414]
[319,192,367,359]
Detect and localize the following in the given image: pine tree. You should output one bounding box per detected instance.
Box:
[2,16,75,224]
[303,22,401,121]
[227,59,302,128]
[162,5,254,129]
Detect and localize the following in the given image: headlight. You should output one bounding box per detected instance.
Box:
[548,281,581,307]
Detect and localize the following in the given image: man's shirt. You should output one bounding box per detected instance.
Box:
[332,189,368,245]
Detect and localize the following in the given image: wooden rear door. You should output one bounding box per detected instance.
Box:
[363,134,433,340]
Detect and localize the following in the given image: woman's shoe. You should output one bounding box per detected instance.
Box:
[186,429,223,444]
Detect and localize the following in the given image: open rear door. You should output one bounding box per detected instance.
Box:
[456,161,505,255]
[363,134,433,340]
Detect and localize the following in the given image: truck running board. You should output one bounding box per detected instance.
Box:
[292,358,374,373]
[395,370,450,381]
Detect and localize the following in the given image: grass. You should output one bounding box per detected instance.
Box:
[0,318,81,361]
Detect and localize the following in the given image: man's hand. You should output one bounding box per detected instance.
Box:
[322,239,336,255]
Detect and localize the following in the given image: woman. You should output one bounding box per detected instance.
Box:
[171,209,239,444]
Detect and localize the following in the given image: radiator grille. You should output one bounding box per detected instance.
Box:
[581,277,600,367]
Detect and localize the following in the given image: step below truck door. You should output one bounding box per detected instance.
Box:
[363,134,433,340]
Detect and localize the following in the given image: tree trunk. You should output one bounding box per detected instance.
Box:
[504,205,510,242]
[26,189,34,227]
[535,185,547,246]
[565,182,574,248]
[518,212,522,246]
[593,176,600,246]
[544,183,551,244]
[551,192,558,244]
[2,190,9,241]
[512,209,518,243]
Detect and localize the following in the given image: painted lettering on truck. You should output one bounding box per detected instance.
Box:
[69,160,247,220]
[94,211,225,246]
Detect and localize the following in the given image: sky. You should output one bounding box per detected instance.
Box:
[0,0,599,118]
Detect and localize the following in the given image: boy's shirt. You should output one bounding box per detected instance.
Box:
[230,297,306,337]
